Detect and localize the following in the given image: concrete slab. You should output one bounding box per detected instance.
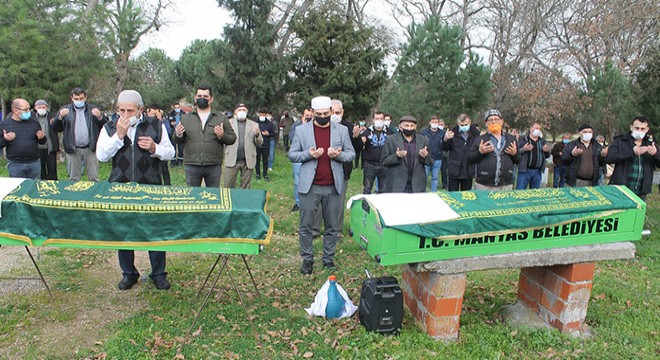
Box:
[413,242,636,274]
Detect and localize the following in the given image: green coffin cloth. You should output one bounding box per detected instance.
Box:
[387,186,644,239]
[0,180,273,248]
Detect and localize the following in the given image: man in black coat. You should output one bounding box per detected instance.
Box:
[443,113,480,191]
[33,99,60,180]
[381,115,433,193]
[561,124,606,187]
[605,116,660,201]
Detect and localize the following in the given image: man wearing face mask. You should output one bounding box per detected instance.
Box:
[354,115,367,169]
[421,115,446,192]
[516,122,550,189]
[443,113,480,191]
[384,113,397,135]
[551,133,571,188]
[173,85,236,188]
[289,107,319,230]
[52,87,107,182]
[224,103,263,189]
[96,90,175,290]
[381,115,433,193]
[288,96,355,274]
[360,111,389,194]
[255,109,275,181]
[605,116,660,201]
[167,103,186,166]
[562,124,606,187]
[467,109,520,190]
[0,99,46,179]
[33,99,59,180]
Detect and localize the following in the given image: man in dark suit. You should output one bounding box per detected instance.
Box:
[288,96,356,275]
[381,115,433,193]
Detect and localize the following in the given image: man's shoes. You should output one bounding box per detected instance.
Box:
[256,174,261,180]
[152,276,171,290]
[118,275,139,290]
[268,168,273,172]
[264,176,270,182]
[348,229,354,237]
[323,261,337,271]
[301,260,313,275]
[291,204,299,212]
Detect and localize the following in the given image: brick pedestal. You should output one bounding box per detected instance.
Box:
[401,264,466,340]
[517,262,595,333]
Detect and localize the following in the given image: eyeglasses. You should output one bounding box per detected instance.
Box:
[15,107,31,112]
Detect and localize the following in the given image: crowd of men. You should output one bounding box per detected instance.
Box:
[1,87,659,281]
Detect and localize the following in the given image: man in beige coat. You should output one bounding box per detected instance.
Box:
[224,103,263,188]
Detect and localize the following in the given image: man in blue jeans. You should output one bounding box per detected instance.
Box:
[421,115,445,192]
[551,133,571,187]
[516,122,550,189]
[0,98,47,179]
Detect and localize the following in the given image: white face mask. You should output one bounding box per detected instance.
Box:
[384,120,391,127]
[128,115,139,127]
[631,130,646,140]
[330,114,342,123]
[36,109,47,116]
[581,133,592,142]
[532,129,542,138]
[438,125,444,131]
[236,111,247,120]
[374,120,384,129]
[430,123,439,129]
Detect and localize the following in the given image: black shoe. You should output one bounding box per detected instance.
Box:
[323,261,337,271]
[152,276,171,290]
[264,176,270,182]
[291,204,299,212]
[301,260,313,275]
[348,229,353,237]
[256,174,261,180]
[118,275,139,290]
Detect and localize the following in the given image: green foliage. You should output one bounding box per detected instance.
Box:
[381,17,492,126]
[287,7,388,118]
[125,48,187,108]
[216,0,289,111]
[635,45,660,129]
[582,62,637,138]
[0,0,105,109]
[176,39,232,109]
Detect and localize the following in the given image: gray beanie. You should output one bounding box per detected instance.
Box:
[117,90,144,106]
[35,99,49,107]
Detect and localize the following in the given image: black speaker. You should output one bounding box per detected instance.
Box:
[358,276,403,334]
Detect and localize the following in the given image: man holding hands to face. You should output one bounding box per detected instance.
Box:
[468,109,520,190]
[96,90,175,290]
[288,96,355,275]
[381,115,433,193]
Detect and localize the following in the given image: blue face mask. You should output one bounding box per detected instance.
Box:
[175,108,181,113]
[74,100,86,108]
[20,111,32,120]
[459,125,470,132]
[562,139,570,144]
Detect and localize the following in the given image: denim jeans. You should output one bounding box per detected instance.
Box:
[268,139,275,169]
[516,168,543,189]
[553,165,566,188]
[424,159,442,192]
[7,159,41,179]
[292,162,302,205]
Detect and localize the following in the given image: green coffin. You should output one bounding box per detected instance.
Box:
[0,179,273,255]
[351,186,646,266]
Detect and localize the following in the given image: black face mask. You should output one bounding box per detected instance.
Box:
[195,98,210,109]
[402,128,415,136]
[315,116,330,125]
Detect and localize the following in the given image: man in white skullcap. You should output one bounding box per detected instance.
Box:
[288,96,356,275]
[96,90,175,290]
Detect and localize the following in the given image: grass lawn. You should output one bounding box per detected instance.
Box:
[0,148,658,359]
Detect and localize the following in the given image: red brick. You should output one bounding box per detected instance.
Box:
[550,263,596,283]
[542,271,566,296]
[402,268,419,298]
[424,313,460,340]
[518,274,543,302]
[518,293,540,313]
[417,271,430,287]
[521,267,546,284]
[540,289,563,316]
[540,290,589,324]
[428,296,464,317]
[561,281,593,302]
[427,273,466,297]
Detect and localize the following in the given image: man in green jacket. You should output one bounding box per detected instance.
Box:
[173,85,236,187]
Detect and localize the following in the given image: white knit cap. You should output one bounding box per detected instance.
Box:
[311,96,332,110]
[117,90,144,107]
